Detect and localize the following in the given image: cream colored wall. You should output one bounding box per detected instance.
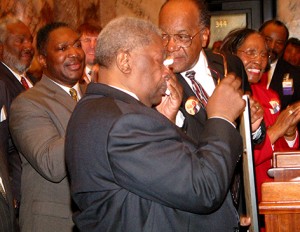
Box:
[0,0,165,36]
[1,0,299,39]
[277,0,300,38]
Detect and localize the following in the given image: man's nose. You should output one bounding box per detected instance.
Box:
[68,47,81,58]
[166,37,181,53]
[90,39,97,49]
[23,40,33,50]
[267,40,276,50]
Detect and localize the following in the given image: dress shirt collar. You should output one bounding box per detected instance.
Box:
[108,85,139,101]
[85,66,92,81]
[49,79,82,100]
[267,59,278,89]
[181,50,215,96]
[1,61,33,88]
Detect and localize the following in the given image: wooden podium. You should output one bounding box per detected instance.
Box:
[259,151,300,231]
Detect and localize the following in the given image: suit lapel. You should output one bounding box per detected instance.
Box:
[176,73,207,127]
[205,50,226,84]
[175,51,227,131]
[0,62,25,97]
[39,76,76,112]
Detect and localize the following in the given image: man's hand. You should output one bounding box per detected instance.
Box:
[207,72,245,123]
[249,97,264,132]
[156,72,183,123]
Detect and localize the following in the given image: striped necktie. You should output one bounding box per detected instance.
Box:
[186,70,208,108]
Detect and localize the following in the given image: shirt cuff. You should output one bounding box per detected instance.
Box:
[175,110,185,128]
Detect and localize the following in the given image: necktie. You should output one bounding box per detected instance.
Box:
[186,71,208,108]
[69,88,78,102]
[21,76,30,90]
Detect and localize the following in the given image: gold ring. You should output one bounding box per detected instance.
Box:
[255,105,259,110]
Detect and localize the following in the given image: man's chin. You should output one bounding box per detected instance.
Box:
[269,52,278,63]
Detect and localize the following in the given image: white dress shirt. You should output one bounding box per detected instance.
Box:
[1,62,33,88]
[181,50,216,97]
[51,80,82,100]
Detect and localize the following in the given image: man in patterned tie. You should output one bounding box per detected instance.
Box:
[159,0,265,230]
[9,22,85,232]
[0,15,35,219]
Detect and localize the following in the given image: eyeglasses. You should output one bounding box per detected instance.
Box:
[238,49,268,59]
[80,37,97,44]
[162,30,201,48]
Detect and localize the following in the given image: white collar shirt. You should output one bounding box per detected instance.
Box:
[51,80,82,100]
[181,50,216,97]
[1,62,33,88]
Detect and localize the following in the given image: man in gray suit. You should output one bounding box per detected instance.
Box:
[0,15,35,212]
[9,22,85,232]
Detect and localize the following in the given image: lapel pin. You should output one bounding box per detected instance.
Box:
[185,96,201,115]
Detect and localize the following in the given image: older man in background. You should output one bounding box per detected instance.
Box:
[0,15,35,215]
[77,21,102,85]
[259,19,300,110]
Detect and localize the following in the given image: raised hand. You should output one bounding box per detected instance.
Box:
[206,72,245,124]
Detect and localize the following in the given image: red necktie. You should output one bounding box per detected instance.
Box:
[186,70,208,108]
[21,76,30,90]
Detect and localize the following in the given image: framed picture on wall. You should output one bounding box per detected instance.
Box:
[208,10,249,49]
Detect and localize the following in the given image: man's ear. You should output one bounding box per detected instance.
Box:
[38,54,47,69]
[201,27,210,48]
[116,51,131,74]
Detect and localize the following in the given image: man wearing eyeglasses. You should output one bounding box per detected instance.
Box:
[77,22,102,86]
[159,0,263,231]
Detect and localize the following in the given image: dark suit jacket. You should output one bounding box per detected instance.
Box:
[66,83,243,232]
[269,57,300,109]
[177,50,248,142]
[0,61,37,204]
[176,50,248,229]
[9,75,77,232]
[0,81,16,232]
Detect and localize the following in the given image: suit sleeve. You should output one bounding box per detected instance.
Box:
[107,113,242,213]
[9,96,66,183]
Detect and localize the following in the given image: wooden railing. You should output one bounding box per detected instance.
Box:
[259,151,300,232]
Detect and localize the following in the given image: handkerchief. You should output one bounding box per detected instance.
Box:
[0,105,7,122]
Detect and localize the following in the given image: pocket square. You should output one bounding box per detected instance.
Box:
[0,105,7,122]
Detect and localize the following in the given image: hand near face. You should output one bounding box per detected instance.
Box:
[206,73,245,123]
[156,72,183,123]
[249,97,264,132]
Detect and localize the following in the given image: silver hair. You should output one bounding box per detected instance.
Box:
[0,15,22,43]
[96,16,162,68]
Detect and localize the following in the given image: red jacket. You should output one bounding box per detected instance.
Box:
[251,74,299,201]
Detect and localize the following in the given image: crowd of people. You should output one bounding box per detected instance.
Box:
[0,0,300,232]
